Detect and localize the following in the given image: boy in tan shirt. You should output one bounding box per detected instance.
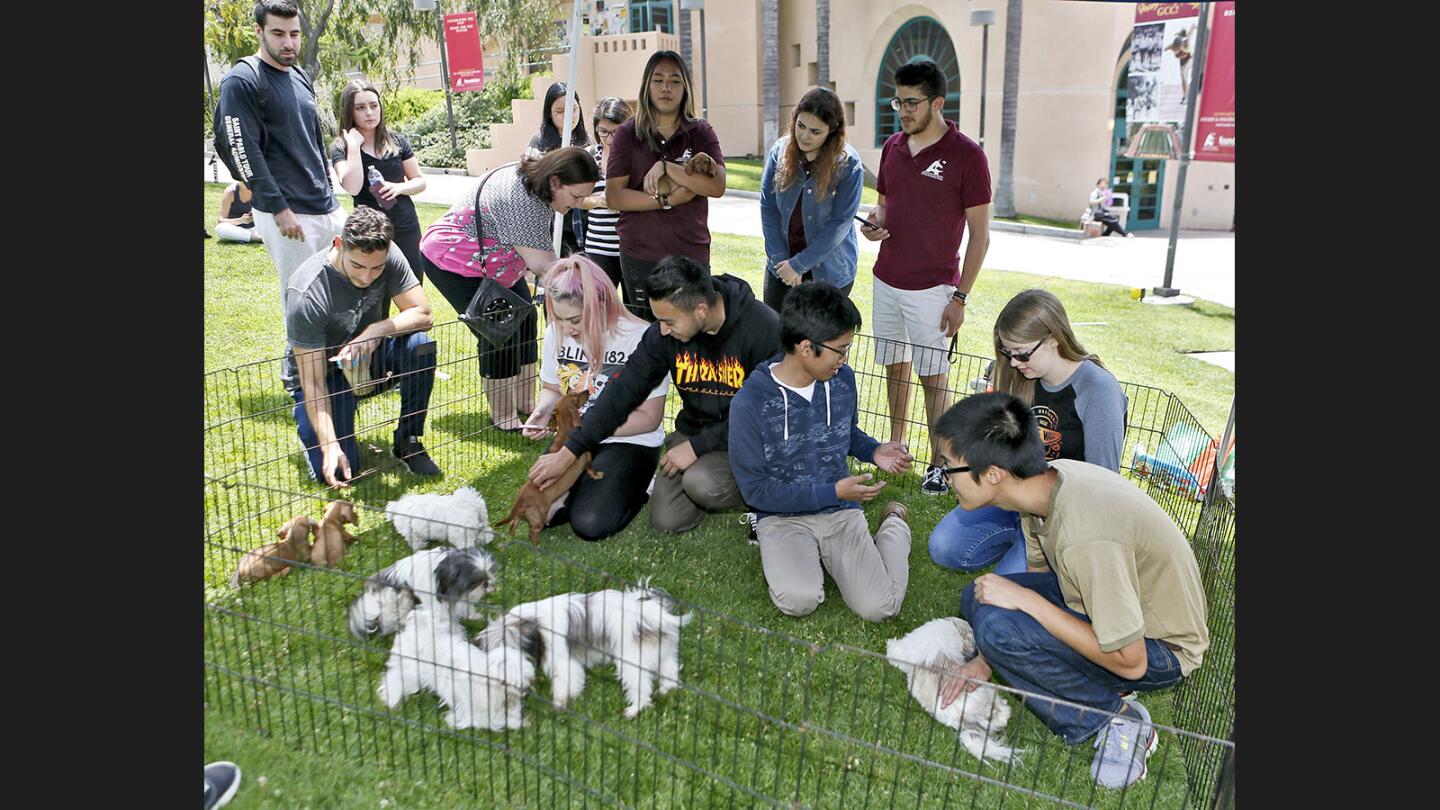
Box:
[929,392,1208,789]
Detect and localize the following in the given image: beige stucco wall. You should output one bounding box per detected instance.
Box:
[777,0,819,134]
[702,1,763,157]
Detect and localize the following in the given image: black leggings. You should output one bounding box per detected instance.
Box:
[549,441,661,542]
[422,255,538,378]
[587,252,636,311]
[763,269,855,314]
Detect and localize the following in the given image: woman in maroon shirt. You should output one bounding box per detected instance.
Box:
[604,50,726,321]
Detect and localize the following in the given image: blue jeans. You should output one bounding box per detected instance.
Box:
[291,332,436,481]
[929,505,1029,574]
[960,571,1184,744]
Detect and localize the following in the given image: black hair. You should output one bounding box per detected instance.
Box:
[592,96,633,129]
[779,282,862,353]
[518,146,602,203]
[646,255,718,311]
[537,82,590,152]
[932,392,1050,483]
[253,0,298,26]
[894,58,946,102]
[341,206,394,253]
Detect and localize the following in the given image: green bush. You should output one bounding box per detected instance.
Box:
[406,74,531,168]
[384,87,445,128]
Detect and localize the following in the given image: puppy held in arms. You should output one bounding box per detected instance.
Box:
[886,617,1020,763]
[377,597,535,731]
[496,389,603,545]
[386,486,493,550]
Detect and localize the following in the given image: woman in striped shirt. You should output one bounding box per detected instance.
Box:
[578,97,634,314]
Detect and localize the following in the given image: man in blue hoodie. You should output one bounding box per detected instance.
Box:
[728,283,916,621]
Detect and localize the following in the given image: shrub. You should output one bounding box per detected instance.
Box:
[384,87,445,128]
[405,74,531,168]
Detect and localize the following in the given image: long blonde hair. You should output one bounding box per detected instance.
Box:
[992,289,1106,406]
[632,50,697,153]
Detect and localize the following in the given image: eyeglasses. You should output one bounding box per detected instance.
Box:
[997,339,1045,363]
[813,340,851,359]
[939,465,972,476]
[595,126,617,140]
[890,95,936,112]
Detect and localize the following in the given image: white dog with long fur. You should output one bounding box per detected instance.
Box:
[377,598,534,731]
[886,617,1020,763]
[385,486,493,550]
[348,546,497,639]
[474,581,692,718]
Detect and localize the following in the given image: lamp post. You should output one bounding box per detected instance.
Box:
[681,0,708,119]
[1154,3,1210,297]
[414,0,458,153]
[969,9,995,151]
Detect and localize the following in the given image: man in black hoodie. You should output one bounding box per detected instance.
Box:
[529,255,780,533]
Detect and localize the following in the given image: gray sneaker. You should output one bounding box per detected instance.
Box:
[1090,700,1158,789]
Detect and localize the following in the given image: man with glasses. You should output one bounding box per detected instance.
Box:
[861,58,993,496]
[728,282,916,621]
[929,392,1208,790]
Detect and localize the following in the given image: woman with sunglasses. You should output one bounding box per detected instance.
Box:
[758,87,864,314]
[928,288,1127,574]
[576,97,633,309]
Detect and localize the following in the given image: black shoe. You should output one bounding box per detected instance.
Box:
[740,511,759,544]
[204,761,241,809]
[203,227,213,239]
[921,464,948,496]
[392,436,441,476]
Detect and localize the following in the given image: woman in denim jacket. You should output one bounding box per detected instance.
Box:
[759,87,864,313]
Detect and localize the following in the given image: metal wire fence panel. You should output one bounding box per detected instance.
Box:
[204,320,1235,808]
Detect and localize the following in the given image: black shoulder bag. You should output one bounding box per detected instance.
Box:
[457,163,536,348]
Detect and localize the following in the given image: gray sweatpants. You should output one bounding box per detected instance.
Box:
[757,508,911,622]
[649,431,746,533]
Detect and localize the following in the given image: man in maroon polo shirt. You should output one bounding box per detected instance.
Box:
[861,58,992,496]
[605,49,726,321]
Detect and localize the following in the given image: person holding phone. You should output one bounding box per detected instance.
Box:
[758,87,864,314]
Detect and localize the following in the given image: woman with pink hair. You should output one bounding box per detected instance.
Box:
[520,255,669,541]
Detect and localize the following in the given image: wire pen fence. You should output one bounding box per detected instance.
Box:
[204,317,1234,807]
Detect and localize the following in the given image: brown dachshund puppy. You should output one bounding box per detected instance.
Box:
[496,390,604,545]
[231,515,316,586]
[311,500,360,568]
[652,152,717,200]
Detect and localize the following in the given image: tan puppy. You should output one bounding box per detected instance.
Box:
[682,151,716,178]
[311,500,360,568]
[231,515,316,586]
[496,390,603,545]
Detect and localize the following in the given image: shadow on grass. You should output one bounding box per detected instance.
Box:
[236,392,297,425]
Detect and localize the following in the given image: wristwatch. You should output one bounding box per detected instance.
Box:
[658,193,672,210]
[950,289,969,305]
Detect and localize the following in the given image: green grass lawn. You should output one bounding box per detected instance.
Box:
[724,157,881,207]
[204,182,1233,807]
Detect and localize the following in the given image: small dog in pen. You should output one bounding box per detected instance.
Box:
[230,515,316,587]
[348,546,497,639]
[496,389,603,545]
[310,500,360,568]
[886,617,1019,763]
[377,597,535,731]
[472,580,691,718]
[385,486,493,550]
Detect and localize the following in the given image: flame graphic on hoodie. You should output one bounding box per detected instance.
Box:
[673,353,747,391]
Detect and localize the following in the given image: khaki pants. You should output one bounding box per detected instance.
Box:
[649,431,745,533]
[757,508,911,622]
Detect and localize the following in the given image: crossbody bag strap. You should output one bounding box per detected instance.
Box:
[472,161,521,247]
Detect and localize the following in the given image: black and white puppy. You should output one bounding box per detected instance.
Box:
[348,547,496,639]
[473,580,692,718]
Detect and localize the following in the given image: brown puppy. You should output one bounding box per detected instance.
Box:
[311,500,360,568]
[496,390,604,545]
[231,515,316,586]
[683,151,717,178]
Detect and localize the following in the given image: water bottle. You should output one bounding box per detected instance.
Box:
[367,166,395,210]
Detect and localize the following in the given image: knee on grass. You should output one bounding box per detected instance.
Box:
[770,588,821,618]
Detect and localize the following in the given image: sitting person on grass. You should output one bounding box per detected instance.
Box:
[215,181,264,243]
[284,206,440,486]
[527,255,779,533]
[728,282,915,621]
[931,392,1209,790]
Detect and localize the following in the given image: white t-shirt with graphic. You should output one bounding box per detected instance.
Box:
[541,317,669,447]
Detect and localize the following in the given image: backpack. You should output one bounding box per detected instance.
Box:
[212,56,323,182]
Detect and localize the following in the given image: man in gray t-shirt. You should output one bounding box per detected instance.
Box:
[285,206,441,486]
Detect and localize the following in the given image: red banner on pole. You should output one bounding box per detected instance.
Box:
[444,12,484,94]
[1193,2,1235,162]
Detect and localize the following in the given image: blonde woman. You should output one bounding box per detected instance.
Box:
[929,289,1127,574]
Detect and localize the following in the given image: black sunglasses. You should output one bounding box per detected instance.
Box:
[997,339,1045,363]
[939,465,972,476]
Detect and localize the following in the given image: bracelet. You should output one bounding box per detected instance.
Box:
[951,289,969,305]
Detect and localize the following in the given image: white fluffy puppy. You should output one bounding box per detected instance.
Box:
[385,486,493,550]
[348,547,497,639]
[377,599,534,731]
[474,581,692,718]
[885,617,1019,763]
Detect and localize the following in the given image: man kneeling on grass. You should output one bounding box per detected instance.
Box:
[931,392,1209,789]
[728,282,916,621]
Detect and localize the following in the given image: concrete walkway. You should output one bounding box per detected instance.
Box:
[206,158,1235,308]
